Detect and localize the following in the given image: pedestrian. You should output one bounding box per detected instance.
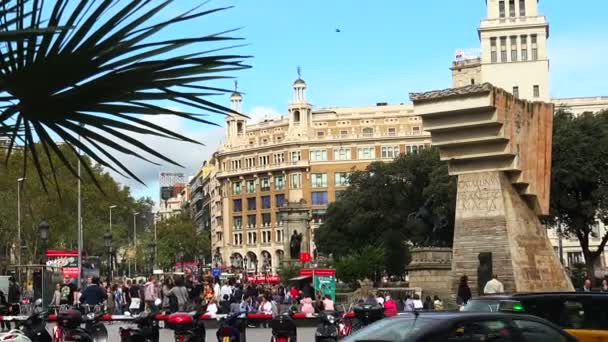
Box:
[403,295,414,312]
[162,278,173,312]
[73,288,81,306]
[220,281,232,302]
[114,285,125,315]
[423,296,434,310]
[206,298,219,317]
[300,296,314,315]
[213,281,221,301]
[383,295,398,317]
[106,285,115,315]
[144,276,158,311]
[7,276,21,325]
[289,286,299,304]
[50,283,62,307]
[376,292,385,307]
[601,279,608,293]
[219,295,231,314]
[232,283,243,304]
[80,277,107,307]
[581,278,593,292]
[169,277,189,312]
[60,279,74,305]
[412,294,423,310]
[457,275,472,306]
[433,295,444,311]
[322,294,335,311]
[483,274,505,294]
[0,290,9,331]
[259,295,273,315]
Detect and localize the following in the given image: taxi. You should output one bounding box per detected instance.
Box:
[462,292,608,342]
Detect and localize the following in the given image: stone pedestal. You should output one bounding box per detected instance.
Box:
[280,200,311,263]
[452,172,574,294]
[407,247,453,301]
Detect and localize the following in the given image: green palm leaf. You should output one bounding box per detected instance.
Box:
[0,0,250,190]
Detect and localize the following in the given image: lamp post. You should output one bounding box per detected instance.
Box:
[179,246,185,272]
[133,212,139,275]
[104,231,112,282]
[17,178,25,280]
[109,205,117,232]
[39,220,49,309]
[148,242,156,275]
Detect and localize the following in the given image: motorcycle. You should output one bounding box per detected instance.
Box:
[270,310,297,342]
[215,311,246,342]
[167,310,206,342]
[0,299,52,342]
[119,299,162,342]
[53,310,108,342]
[351,303,384,333]
[315,311,338,342]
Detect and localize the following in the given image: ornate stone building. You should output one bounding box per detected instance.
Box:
[211,78,431,272]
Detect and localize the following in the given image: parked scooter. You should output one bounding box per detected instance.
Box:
[53,310,108,342]
[119,299,162,342]
[215,311,247,342]
[315,311,338,342]
[0,299,52,342]
[270,309,297,342]
[167,310,206,342]
[351,303,384,332]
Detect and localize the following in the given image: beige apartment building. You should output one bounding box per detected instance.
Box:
[210,79,430,272]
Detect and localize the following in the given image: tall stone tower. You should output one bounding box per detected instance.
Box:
[225,84,247,147]
[286,68,313,140]
[479,0,550,101]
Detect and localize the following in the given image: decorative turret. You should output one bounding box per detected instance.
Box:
[287,67,312,139]
[225,81,247,145]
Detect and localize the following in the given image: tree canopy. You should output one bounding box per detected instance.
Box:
[548,110,608,277]
[314,149,456,277]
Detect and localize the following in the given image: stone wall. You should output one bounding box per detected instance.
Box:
[407,247,453,301]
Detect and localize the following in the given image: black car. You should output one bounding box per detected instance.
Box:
[342,311,577,342]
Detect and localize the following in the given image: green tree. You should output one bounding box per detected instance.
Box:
[314,149,456,277]
[548,110,608,277]
[0,1,249,188]
[334,246,385,287]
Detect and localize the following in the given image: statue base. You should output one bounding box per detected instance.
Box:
[407,247,453,302]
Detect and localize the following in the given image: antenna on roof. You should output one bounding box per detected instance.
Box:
[297,66,302,78]
[234,80,238,92]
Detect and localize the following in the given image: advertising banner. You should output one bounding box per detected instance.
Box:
[314,274,336,301]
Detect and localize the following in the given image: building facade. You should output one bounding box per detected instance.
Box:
[211,80,430,272]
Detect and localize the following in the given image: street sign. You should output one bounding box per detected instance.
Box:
[212,267,221,278]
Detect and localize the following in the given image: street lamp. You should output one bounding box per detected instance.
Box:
[148,242,156,274]
[39,220,49,309]
[133,212,139,275]
[17,178,26,277]
[104,231,112,282]
[178,246,185,272]
[109,205,117,233]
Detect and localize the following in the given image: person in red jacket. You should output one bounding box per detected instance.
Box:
[384,295,398,317]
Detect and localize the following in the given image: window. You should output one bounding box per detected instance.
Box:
[245,157,255,168]
[335,172,351,187]
[567,252,583,266]
[513,320,568,342]
[447,320,515,341]
[531,34,538,60]
[533,85,540,98]
[233,216,243,229]
[233,233,242,245]
[247,197,256,211]
[312,209,326,223]
[519,0,526,16]
[232,181,242,195]
[499,0,505,17]
[275,176,285,190]
[293,110,300,122]
[334,147,352,160]
[381,146,400,159]
[362,127,374,137]
[261,177,270,192]
[513,86,519,98]
[358,146,376,160]
[262,213,271,226]
[247,214,256,228]
[521,35,528,61]
[275,194,285,208]
[310,149,328,161]
[508,0,515,17]
[276,230,284,242]
[340,130,348,138]
[312,173,328,188]
[291,151,301,162]
[259,155,270,166]
[470,78,475,85]
[336,190,346,199]
[316,131,325,138]
[273,153,284,164]
[406,145,424,154]
[510,36,517,61]
[247,180,255,193]
[276,212,284,226]
[387,127,396,136]
[290,173,302,189]
[216,232,222,242]
[233,199,242,212]
[261,195,271,209]
[490,38,497,63]
[247,232,257,245]
[230,159,241,170]
[262,230,271,243]
[500,37,507,62]
[311,192,329,205]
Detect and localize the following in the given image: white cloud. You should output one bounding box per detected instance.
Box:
[246,106,282,123]
[97,115,224,203]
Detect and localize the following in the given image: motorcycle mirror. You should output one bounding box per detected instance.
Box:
[154,298,162,307]
[34,298,43,306]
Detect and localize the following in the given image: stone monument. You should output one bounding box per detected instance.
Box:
[410,83,574,294]
[279,199,311,265]
[407,247,453,300]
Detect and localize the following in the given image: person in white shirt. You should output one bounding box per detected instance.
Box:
[213,281,221,301]
[375,292,385,307]
[483,274,505,294]
[206,298,218,317]
[259,295,273,315]
[412,294,423,310]
[220,282,232,301]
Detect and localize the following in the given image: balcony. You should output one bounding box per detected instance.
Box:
[310,130,429,142]
[217,160,309,178]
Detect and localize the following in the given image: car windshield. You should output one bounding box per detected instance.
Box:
[343,317,438,342]
[462,299,500,312]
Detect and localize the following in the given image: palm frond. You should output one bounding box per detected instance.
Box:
[0,0,250,190]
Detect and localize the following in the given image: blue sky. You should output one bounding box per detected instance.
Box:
[124,0,608,202]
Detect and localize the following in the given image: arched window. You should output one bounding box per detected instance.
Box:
[362,127,374,137]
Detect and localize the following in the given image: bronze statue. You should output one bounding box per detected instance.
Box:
[289,230,303,259]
